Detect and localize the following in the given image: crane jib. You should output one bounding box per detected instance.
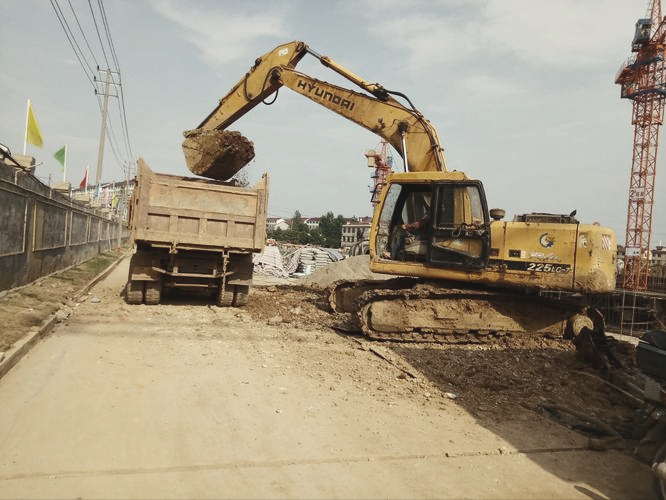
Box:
[296,79,356,111]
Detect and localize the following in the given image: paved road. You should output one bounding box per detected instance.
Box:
[0,258,654,499]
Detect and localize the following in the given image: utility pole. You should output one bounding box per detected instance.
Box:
[94,68,119,187]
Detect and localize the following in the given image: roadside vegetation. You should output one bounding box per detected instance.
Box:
[268,210,347,247]
[0,249,126,352]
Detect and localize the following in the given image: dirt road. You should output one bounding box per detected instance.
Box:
[0,256,653,499]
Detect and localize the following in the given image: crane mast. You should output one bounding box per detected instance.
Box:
[615,0,666,290]
[365,140,393,209]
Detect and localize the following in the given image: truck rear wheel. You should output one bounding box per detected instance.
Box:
[126,280,144,304]
[144,280,162,305]
[234,285,250,306]
[216,284,234,307]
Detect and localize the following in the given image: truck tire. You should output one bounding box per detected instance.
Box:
[233,285,250,306]
[126,280,144,304]
[144,280,162,305]
[216,284,234,307]
[653,441,666,500]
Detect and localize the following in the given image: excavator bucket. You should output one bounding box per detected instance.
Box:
[182,129,255,181]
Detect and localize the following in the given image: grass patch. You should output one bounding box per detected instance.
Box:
[56,251,123,284]
[53,274,75,281]
[0,249,128,352]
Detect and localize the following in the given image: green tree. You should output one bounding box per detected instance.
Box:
[268,210,345,247]
[269,211,311,244]
[291,210,311,244]
[309,228,324,246]
[318,211,346,248]
[269,227,286,242]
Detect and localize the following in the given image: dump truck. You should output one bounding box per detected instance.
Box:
[125,158,268,306]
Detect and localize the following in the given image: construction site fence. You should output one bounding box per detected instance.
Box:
[0,163,129,292]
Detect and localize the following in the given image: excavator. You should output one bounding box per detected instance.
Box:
[183,40,617,342]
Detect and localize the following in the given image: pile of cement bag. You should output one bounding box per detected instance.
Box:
[252,246,289,278]
[285,247,345,275]
[253,245,345,277]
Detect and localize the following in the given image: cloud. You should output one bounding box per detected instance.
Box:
[481,0,634,67]
[150,0,289,67]
[358,0,637,72]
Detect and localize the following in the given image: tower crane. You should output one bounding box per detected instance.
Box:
[615,0,666,290]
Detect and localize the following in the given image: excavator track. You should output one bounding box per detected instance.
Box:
[329,279,594,343]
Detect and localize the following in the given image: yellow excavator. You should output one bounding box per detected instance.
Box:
[183,40,617,341]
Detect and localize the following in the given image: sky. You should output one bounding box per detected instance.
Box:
[0,0,660,244]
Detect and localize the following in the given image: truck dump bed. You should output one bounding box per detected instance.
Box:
[130,158,267,253]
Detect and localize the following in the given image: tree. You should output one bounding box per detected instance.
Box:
[318,211,346,248]
[290,210,311,244]
[268,210,345,247]
[309,228,324,245]
[290,211,308,233]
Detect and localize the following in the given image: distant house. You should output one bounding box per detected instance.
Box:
[267,217,290,231]
[653,245,666,267]
[340,217,372,250]
[304,217,320,230]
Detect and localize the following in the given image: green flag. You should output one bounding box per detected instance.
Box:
[54,146,66,169]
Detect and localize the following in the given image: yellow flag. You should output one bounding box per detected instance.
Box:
[26,101,43,148]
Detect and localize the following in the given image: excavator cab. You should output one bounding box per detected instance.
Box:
[428,181,490,269]
[376,176,490,271]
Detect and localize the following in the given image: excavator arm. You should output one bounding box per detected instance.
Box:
[192,41,446,173]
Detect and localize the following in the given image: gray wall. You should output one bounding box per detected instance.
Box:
[0,163,129,291]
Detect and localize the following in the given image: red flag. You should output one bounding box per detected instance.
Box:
[79,168,88,189]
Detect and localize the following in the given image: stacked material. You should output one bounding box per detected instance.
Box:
[286,247,345,275]
[253,246,289,278]
[182,129,254,181]
[253,246,346,278]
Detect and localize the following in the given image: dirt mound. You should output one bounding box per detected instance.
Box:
[182,129,254,180]
[301,255,393,287]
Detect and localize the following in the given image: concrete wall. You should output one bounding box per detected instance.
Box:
[0,163,129,291]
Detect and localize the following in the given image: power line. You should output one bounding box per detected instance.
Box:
[50,0,135,182]
[97,0,120,72]
[116,83,135,162]
[67,0,100,73]
[94,0,134,163]
[87,0,111,71]
[49,0,96,88]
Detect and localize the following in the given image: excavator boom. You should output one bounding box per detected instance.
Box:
[190,41,446,174]
[195,41,308,130]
